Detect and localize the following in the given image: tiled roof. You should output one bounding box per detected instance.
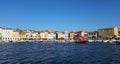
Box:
[88,31,98,33]
[98,27,117,30]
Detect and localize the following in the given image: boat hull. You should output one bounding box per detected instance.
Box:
[75,39,88,43]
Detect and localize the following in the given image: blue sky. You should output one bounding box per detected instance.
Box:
[0,0,120,31]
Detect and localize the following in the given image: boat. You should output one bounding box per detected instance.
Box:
[88,40,95,42]
[108,39,120,45]
[74,31,88,43]
[103,40,109,43]
[9,40,13,43]
[69,39,75,42]
[75,37,88,43]
[109,39,116,43]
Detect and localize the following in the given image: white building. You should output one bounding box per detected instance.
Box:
[2,28,14,42]
[31,30,39,40]
[26,30,31,40]
[88,31,98,40]
[47,32,56,40]
[0,27,2,40]
[64,31,69,40]
[56,32,65,40]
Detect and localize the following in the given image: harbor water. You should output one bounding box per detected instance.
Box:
[0,42,120,64]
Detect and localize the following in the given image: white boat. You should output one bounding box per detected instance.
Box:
[88,40,94,42]
[103,40,109,43]
[69,39,75,42]
[97,40,103,42]
[109,39,116,43]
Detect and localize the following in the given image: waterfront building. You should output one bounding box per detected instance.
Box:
[64,31,69,40]
[47,31,56,40]
[56,32,65,40]
[0,26,119,42]
[0,27,2,40]
[37,31,41,40]
[17,29,26,40]
[74,31,83,38]
[69,32,75,40]
[74,30,88,40]
[13,30,20,41]
[98,26,119,40]
[40,30,49,40]
[30,30,35,40]
[30,30,39,40]
[74,31,81,39]
[2,28,14,42]
[118,28,120,36]
[26,30,32,40]
[88,31,98,40]
[39,31,45,40]
[34,31,39,40]
[75,30,88,37]
[84,32,88,38]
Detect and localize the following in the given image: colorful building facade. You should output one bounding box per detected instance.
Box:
[98,26,119,40]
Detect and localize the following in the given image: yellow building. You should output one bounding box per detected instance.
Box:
[13,30,20,41]
[40,31,48,40]
[118,28,120,36]
[98,26,119,39]
[69,32,75,40]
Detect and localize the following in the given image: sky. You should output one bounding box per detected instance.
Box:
[0,0,120,31]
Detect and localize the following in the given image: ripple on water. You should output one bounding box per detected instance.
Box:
[0,42,120,64]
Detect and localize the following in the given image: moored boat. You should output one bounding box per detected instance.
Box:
[75,37,88,43]
[9,40,13,43]
[109,39,116,43]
